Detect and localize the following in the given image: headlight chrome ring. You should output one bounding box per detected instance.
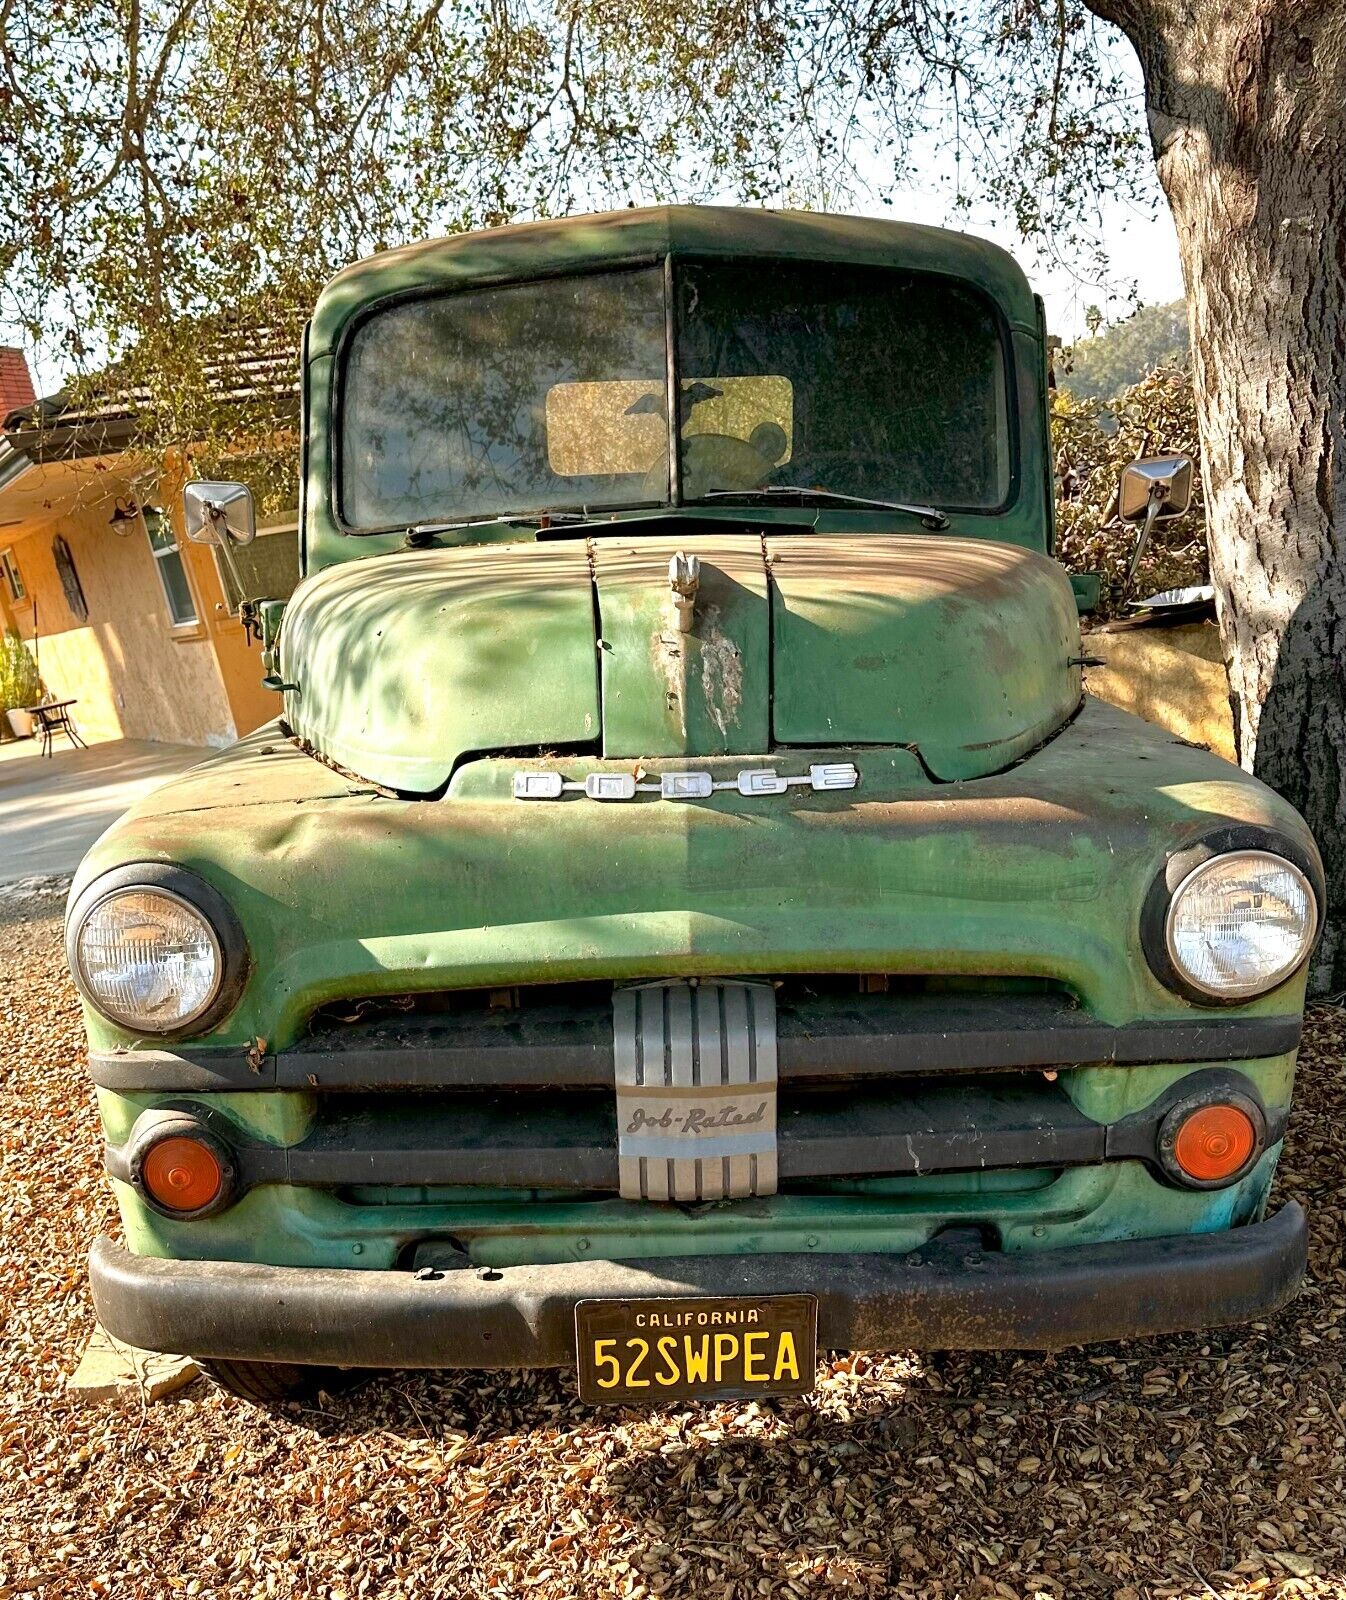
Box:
[66,863,248,1037]
[1142,827,1323,1006]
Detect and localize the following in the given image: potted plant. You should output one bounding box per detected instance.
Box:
[1,629,42,739]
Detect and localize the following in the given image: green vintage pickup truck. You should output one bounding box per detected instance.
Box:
[70,207,1322,1405]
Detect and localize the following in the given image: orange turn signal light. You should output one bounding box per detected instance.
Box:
[141,1136,225,1214]
[1172,1103,1257,1183]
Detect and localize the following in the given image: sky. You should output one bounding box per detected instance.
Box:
[830,29,1186,344]
[864,186,1185,345]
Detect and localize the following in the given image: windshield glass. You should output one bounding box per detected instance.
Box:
[338,257,1013,529]
[675,259,1010,510]
[340,267,668,528]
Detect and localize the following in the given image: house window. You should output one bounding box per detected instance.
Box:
[144,508,197,627]
[1,547,24,603]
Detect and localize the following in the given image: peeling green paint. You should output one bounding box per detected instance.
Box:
[109,1154,1278,1272]
[97,1089,316,1147]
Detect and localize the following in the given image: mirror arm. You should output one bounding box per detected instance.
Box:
[1123,483,1169,595]
[213,526,247,609]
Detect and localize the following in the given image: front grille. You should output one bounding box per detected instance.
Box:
[341,1165,1066,1207]
[205,1075,1104,1194]
[280,971,1284,1094]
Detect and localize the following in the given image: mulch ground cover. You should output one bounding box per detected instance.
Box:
[2,885,1344,1599]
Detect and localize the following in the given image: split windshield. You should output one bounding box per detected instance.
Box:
[339,259,1012,531]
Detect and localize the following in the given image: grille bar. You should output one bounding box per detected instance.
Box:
[102,1069,1287,1198]
[89,1002,1303,1094]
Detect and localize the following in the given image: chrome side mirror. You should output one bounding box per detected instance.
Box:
[1118,455,1194,523]
[183,480,257,547]
[1117,453,1194,591]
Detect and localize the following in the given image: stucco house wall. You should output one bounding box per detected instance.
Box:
[1,344,298,749]
[1,493,238,747]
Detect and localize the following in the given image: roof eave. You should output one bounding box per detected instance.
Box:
[1,413,141,467]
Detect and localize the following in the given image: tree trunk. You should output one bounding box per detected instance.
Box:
[1099,1,1346,991]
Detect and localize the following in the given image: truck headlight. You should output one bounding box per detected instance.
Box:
[1164,851,1317,1000]
[67,866,247,1035]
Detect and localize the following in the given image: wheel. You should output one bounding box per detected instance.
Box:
[195,1357,358,1404]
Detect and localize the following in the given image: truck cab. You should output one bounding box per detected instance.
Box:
[70,207,1321,1405]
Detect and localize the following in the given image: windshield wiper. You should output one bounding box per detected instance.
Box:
[499,508,597,527]
[701,486,951,531]
[403,507,600,545]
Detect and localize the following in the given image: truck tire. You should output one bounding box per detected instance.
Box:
[195,1357,358,1404]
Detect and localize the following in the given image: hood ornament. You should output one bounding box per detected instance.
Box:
[669,551,700,633]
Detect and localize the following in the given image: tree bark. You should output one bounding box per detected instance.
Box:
[1098,0,1346,991]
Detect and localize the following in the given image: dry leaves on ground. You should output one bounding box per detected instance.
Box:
[2,889,1344,1599]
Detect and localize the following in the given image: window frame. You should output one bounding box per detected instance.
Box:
[143,507,199,628]
[330,253,1022,535]
[0,546,25,603]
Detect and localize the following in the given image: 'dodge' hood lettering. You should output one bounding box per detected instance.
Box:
[279,531,1082,793]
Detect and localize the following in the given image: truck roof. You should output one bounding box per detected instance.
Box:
[308,205,1039,360]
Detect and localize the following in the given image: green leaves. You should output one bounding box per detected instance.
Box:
[0,0,1150,512]
[0,631,43,715]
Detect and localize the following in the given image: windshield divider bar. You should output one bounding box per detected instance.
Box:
[664,254,681,507]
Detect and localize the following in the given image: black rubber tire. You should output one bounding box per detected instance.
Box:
[195,1357,358,1404]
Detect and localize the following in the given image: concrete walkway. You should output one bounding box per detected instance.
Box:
[0,737,204,883]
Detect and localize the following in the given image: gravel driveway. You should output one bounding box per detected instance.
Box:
[3,884,1344,1600]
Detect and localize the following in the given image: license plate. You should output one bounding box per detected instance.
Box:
[574,1294,818,1404]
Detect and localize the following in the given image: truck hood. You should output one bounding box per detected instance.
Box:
[279,531,1081,792]
[76,698,1318,1052]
